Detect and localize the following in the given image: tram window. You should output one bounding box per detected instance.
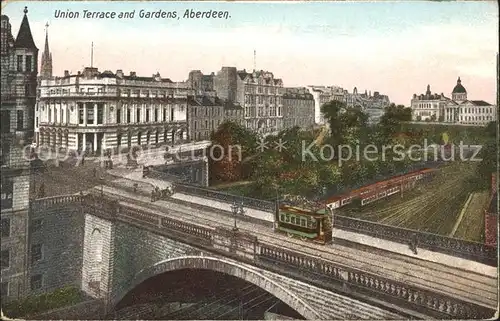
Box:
[291,217,296,224]
[280,214,285,221]
[285,215,290,223]
[300,219,306,227]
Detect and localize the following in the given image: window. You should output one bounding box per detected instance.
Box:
[16,110,24,130]
[78,103,84,124]
[116,109,121,124]
[127,109,131,123]
[86,104,94,124]
[31,219,43,232]
[35,117,38,128]
[25,55,32,72]
[1,141,10,166]
[205,120,208,129]
[146,109,150,122]
[163,108,167,122]
[1,218,10,238]
[1,282,8,297]
[30,274,43,290]
[194,121,197,130]
[96,104,103,124]
[0,110,10,133]
[1,250,9,269]
[31,244,43,264]
[136,109,141,122]
[1,177,13,209]
[154,108,158,122]
[25,84,31,96]
[17,55,23,71]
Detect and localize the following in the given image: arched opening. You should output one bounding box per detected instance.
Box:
[111,256,318,320]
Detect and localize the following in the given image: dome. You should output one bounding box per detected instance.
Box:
[452,77,466,94]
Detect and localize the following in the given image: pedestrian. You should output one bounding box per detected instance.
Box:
[81,154,85,166]
[133,183,138,193]
[410,234,418,255]
[151,187,156,202]
[93,167,97,178]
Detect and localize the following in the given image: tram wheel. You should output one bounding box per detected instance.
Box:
[287,232,295,238]
[300,236,308,241]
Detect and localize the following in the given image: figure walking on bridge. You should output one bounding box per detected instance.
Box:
[410,233,419,255]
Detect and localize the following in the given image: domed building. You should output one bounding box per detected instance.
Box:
[410,77,497,125]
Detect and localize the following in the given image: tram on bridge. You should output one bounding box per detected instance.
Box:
[276,197,332,244]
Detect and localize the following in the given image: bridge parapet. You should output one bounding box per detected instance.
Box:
[78,195,495,319]
[257,244,492,319]
[172,183,276,212]
[32,194,84,211]
[335,215,497,266]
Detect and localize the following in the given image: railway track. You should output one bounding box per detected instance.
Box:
[96,185,497,310]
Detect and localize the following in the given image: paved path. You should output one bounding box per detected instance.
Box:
[92,184,497,310]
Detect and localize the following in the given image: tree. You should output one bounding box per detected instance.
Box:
[209,121,257,182]
[378,104,412,141]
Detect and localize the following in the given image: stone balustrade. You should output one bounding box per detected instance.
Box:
[335,215,497,266]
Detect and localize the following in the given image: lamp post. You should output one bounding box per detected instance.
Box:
[100,177,104,197]
[231,202,239,231]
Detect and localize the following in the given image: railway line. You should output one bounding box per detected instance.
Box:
[95,185,497,310]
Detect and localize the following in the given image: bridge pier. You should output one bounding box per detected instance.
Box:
[81,213,115,306]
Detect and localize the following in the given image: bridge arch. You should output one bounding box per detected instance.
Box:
[112,255,321,319]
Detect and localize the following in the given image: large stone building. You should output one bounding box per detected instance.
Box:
[188,68,284,135]
[282,87,315,129]
[36,67,191,153]
[411,78,497,125]
[187,95,225,141]
[1,8,38,301]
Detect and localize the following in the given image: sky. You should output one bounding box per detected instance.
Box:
[2,1,498,105]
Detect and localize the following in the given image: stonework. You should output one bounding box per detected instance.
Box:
[1,8,38,302]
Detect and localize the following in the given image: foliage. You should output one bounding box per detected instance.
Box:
[209,121,257,182]
[1,286,84,318]
[378,103,412,143]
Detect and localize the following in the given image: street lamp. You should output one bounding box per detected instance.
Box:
[231,202,239,231]
[100,177,104,197]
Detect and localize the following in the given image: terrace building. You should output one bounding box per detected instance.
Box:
[1,8,38,301]
[282,87,315,129]
[36,68,191,153]
[188,67,284,135]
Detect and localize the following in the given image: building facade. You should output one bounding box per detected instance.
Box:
[411,78,497,125]
[187,67,284,135]
[187,95,225,141]
[1,8,38,301]
[36,67,191,153]
[307,86,390,125]
[282,87,315,129]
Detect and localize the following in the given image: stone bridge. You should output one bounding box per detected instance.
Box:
[31,194,497,320]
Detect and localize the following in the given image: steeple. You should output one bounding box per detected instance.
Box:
[41,22,53,79]
[14,6,38,50]
[426,84,431,95]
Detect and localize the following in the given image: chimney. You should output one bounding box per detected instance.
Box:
[77,71,81,76]
[116,69,123,78]
[64,70,70,77]
[130,71,136,77]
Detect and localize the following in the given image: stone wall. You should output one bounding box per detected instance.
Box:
[29,201,85,296]
[109,220,201,303]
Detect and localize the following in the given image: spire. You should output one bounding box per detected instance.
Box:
[457,77,461,84]
[14,6,38,50]
[44,22,50,53]
[40,21,53,79]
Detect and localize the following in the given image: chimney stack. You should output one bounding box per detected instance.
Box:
[116,69,123,78]
[64,70,69,77]
[130,71,136,77]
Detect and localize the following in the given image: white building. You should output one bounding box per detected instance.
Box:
[36,67,190,153]
[411,78,497,125]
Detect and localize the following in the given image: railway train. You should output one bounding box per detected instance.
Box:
[275,166,439,243]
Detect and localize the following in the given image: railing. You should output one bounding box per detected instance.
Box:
[172,183,276,212]
[74,195,495,319]
[335,215,497,266]
[32,194,84,211]
[257,244,494,319]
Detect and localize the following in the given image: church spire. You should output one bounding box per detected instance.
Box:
[41,22,53,79]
